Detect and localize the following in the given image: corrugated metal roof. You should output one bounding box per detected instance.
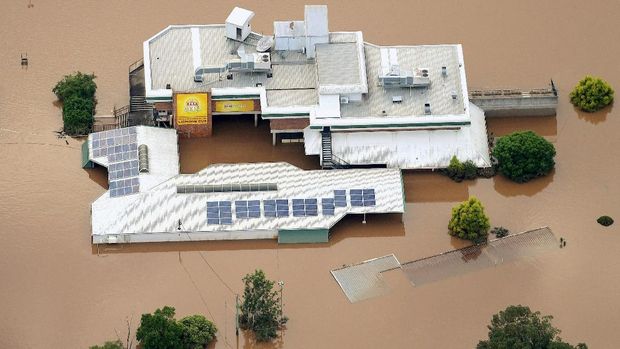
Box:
[92,162,404,243]
[316,43,361,86]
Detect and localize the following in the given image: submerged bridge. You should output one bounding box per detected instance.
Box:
[470,80,558,117]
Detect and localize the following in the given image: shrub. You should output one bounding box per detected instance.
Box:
[448,197,490,242]
[491,226,509,238]
[597,215,614,227]
[62,95,94,135]
[569,75,614,112]
[52,72,97,135]
[179,315,218,349]
[240,270,287,342]
[492,131,555,183]
[89,340,123,349]
[445,156,478,182]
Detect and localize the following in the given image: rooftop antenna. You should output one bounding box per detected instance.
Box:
[21,53,28,69]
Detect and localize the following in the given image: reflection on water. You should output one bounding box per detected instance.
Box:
[2,0,620,348]
[575,104,613,125]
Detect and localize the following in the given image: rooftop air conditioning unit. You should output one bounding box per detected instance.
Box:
[424,103,432,115]
[413,68,431,87]
[392,96,403,104]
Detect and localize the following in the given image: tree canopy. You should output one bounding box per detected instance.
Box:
[52,72,97,135]
[448,197,490,243]
[569,75,614,112]
[179,314,218,349]
[492,131,555,183]
[136,306,185,349]
[239,269,287,342]
[477,305,588,349]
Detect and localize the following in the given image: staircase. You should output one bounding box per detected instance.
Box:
[130,95,153,112]
[321,128,350,169]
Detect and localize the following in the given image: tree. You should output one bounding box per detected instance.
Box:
[53,71,97,102]
[136,306,184,349]
[52,72,97,135]
[492,131,555,183]
[179,315,218,349]
[569,75,614,112]
[477,305,588,349]
[448,197,490,243]
[89,340,124,349]
[445,156,478,182]
[239,270,287,342]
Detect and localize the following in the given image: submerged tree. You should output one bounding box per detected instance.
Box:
[477,305,588,349]
[448,196,490,243]
[239,270,287,342]
[179,314,218,349]
[52,71,97,135]
[492,131,556,183]
[136,306,184,349]
[569,75,614,112]
[89,340,124,349]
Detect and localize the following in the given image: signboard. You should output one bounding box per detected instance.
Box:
[214,99,256,113]
[175,93,209,125]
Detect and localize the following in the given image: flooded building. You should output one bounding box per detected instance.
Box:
[142,5,491,169]
[83,126,404,244]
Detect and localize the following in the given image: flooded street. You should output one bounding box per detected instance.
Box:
[2,0,620,347]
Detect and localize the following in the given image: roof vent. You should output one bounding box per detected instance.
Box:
[340,96,349,104]
[226,73,233,80]
[451,91,457,100]
[392,96,403,104]
[165,83,171,89]
[138,144,149,173]
[424,103,431,115]
[442,66,447,77]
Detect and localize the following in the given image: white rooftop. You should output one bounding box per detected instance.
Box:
[91,162,404,244]
[226,7,254,27]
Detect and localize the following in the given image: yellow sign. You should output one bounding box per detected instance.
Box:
[214,99,256,113]
[175,93,209,125]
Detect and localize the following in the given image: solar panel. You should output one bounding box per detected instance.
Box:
[206,201,233,224]
[291,198,318,217]
[334,190,347,207]
[322,198,335,216]
[350,189,376,207]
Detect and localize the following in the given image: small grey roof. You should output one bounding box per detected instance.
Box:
[304,5,328,36]
[226,7,254,26]
[266,89,317,107]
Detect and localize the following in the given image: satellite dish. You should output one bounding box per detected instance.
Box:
[256,36,274,53]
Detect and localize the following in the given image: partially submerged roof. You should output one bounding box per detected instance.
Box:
[92,162,405,244]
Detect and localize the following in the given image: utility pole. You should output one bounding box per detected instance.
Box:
[235,294,239,336]
[277,281,285,325]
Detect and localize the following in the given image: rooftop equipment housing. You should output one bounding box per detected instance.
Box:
[304,5,329,58]
[225,7,254,42]
[194,46,271,82]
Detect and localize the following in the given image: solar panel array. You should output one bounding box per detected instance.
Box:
[91,127,140,198]
[292,198,318,217]
[350,189,376,207]
[207,201,232,224]
[264,199,289,217]
[236,200,261,219]
[204,189,376,224]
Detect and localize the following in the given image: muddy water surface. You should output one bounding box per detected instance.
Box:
[1,1,620,348]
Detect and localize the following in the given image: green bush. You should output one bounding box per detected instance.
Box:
[89,340,124,349]
[569,75,614,112]
[491,226,509,238]
[62,95,94,135]
[597,215,614,227]
[492,131,555,183]
[445,156,478,182]
[179,315,218,349]
[52,72,97,135]
[448,197,490,242]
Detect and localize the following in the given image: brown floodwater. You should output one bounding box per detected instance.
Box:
[2,0,620,348]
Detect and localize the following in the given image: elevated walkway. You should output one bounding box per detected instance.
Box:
[470,80,558,117]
